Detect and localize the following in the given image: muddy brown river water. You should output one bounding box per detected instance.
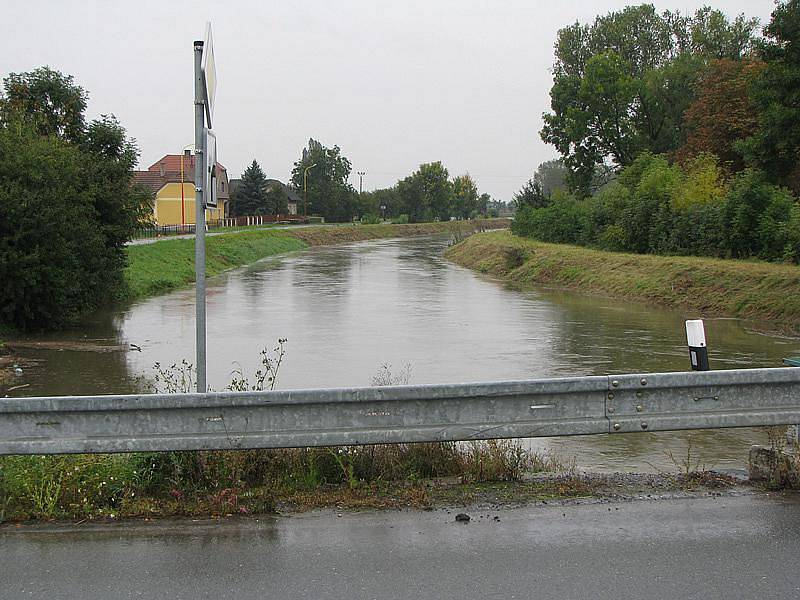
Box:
[6,234,799,472]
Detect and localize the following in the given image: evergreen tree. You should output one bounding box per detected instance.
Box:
[230,160,268,216]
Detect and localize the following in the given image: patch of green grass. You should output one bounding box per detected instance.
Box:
[123,230,308,301]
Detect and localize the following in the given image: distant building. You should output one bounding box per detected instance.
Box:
[266,179,301,215]
[228,178,301,215]
[133,152,229,225]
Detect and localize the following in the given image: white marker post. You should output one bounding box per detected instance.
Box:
[685,319,710,371]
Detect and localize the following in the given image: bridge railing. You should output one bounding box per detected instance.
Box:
[2,367,799,455]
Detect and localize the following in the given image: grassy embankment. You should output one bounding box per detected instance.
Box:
[446,230,800,332]
[124,220,508,301]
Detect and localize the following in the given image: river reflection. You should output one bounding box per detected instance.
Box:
[7,234,799,472]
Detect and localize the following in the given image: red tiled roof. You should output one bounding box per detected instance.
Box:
[148,154,227,174]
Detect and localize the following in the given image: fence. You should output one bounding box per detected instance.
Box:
[133,215,307,239]
[2,367,799,455]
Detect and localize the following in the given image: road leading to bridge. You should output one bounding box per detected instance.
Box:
[2,493,799,599]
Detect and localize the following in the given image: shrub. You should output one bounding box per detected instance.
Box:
[723,169,791,259]
[360,213,381,225]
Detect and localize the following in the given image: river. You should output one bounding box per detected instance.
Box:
[6,234,798,472]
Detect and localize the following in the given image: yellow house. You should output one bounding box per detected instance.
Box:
[134,153,229,225]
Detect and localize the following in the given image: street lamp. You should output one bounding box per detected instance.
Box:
[357,171,366,195]
[380,204,387,221]
[303,163,317,219]
[180,144,195,226]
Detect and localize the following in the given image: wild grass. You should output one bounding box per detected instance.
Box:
[446,230,800,332]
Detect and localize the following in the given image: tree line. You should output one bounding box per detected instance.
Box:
[233,138,499,223]
[513,1,800,264]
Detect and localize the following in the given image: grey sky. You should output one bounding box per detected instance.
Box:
[1,0,777,200]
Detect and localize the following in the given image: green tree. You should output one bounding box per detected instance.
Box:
[477,193,491,216]
[0,69,150,330]
[265,181,289,215]
[230,160,269,216]
[512,179,549,210]
[743,0,800,193]
[290,139,357,222]
[541,4,759,195]
[0,66,87,143]
[533,159,568,197]
[451,174,479,219]
[397,162,453,222]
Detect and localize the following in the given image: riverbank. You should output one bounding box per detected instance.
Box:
[124,219,508,301]
[445,231,800,333]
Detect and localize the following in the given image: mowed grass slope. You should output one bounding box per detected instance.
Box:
[124,230,307,300]
[445,230,800,331]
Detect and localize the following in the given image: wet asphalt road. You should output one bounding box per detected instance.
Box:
[2,494,799,600]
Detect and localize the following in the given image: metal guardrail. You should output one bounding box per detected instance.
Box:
[1,368,799,455]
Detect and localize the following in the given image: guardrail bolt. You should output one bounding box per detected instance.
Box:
[613,423,621,431]
[607,407,615,414]
[611,380,619,388]
[636,405,643,413]
[608,393,615,400]
[640,378,648,386]
[640,422,648,430]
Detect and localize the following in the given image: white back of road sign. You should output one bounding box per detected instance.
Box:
[201,22,216,127]
[204,128,217,208]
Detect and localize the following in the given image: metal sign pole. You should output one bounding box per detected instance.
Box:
[194,39,207,393]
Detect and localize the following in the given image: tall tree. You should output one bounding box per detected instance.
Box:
[397,162,452,222]
[512,179,549,210]
[742,0,800,193]
[290,139,357,222]
[0,67,87,143]
[230,160,269,216]
[678,59,765,171]
[533,159,569,197]
[0,68,150,330]
[451,174,479,219]
[541,4,759,196]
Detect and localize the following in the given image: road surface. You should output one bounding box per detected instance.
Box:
[2,494,799,599]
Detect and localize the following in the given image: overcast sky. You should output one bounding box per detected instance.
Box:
[0,0,777,200]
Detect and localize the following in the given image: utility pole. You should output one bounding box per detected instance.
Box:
[357,171,365,195]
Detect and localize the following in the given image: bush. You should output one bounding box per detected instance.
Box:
[392,213,409,224]
[784,204,800,263]
[723,169,792,259]
[511,193,590,245]
[360,213,381,225]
